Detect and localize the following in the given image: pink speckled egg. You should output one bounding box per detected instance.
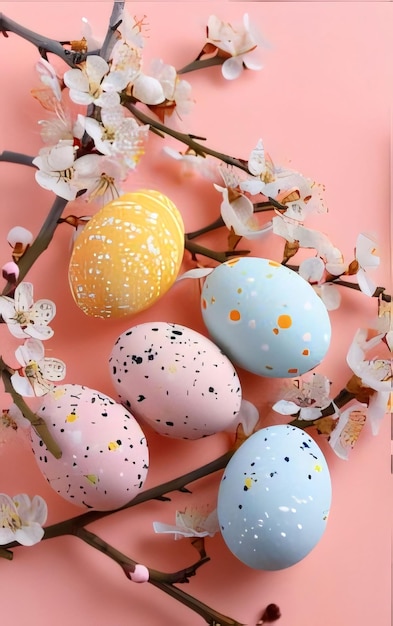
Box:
[109,322,242,439]
[30,384,149,511]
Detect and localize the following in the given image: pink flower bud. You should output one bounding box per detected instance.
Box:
[129,564,149,583]
[2,261,19,283]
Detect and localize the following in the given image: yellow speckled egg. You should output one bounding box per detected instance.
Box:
[68,190,185,318]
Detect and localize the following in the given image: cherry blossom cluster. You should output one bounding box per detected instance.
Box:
[31,7,196,204]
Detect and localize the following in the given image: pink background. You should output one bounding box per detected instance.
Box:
[1,2,391,625]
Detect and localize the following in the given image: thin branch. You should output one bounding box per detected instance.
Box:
[99,1,125,61]
[177,56,224,75]
[2,195,68,295]
[0,151,35,167]
[185,239,250,263]
[124,100,251,174]
[2,451,233,547]
[77,527,244,625]
[0,361,62,458]
[0,13,85,66]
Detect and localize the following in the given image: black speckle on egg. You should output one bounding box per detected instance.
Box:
[137,395,146,402]
[238,504,243,510]
[166,421,174,426]
[284,456,289,462]
[308,474,312,480]
[132,355,143,365]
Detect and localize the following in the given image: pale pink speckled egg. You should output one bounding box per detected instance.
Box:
[30,384,149,511]
[109,322,242,439]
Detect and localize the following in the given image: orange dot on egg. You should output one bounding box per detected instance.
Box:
[229,309,241,321]
[202,298,207,309]
[277,314,292,329]
[288,368,298,374]
[302,349,310,356]
[268,260,280,267]
[273,328,279,335]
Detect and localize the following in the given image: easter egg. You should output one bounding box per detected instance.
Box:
[201,257,331,377]
[217,424,332,570]
[68,190,185,318]
[109,322,242,439]
[30,384,149,510]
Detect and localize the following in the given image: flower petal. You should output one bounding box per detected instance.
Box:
[235,399,259,435]
[14,523,45,546]
[318,283,341,311]
[272,399,300,415]
[299,257,325,283]
[132,75,165,105]
[10,372,34,397]
[357,267,376,297]
[41,358,66,382]
[328,405,366,460]
[248,139,265,176]
[175,267,214,282]
[356,233,380,269]
[222,57,243,80]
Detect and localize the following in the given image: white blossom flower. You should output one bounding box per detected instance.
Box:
[272,373,332,421]
[272,216,345,268]
[33,140,105,201]
[205,14,263,80]
[0,493,47,546]
[354,233,380,296]
[63,55,125,107]
[299,257,341,310]
[347,328,391,435]
[215,167,272,239]
[79,156,127,205]
[0,282,56,340]
[328,404,367,460]
[238,139,276,195]
[11,338,66,397]
[83,108,149,169]
[109,40,142,89]
[38,102,84,146]
[153,507,219,540]
[117,9,147,48]
[149,59,193,118]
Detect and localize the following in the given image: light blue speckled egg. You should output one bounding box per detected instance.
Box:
[201,257,331,378]
[217,424,332,570]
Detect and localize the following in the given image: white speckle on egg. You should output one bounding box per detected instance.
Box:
[217,424,332,570]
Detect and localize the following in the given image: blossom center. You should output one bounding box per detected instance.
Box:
[0,503,22,532]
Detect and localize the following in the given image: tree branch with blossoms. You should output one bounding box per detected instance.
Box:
[0,4,391,626]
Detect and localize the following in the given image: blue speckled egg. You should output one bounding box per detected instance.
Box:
[217,425,332,570]
[201,257,331,377]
